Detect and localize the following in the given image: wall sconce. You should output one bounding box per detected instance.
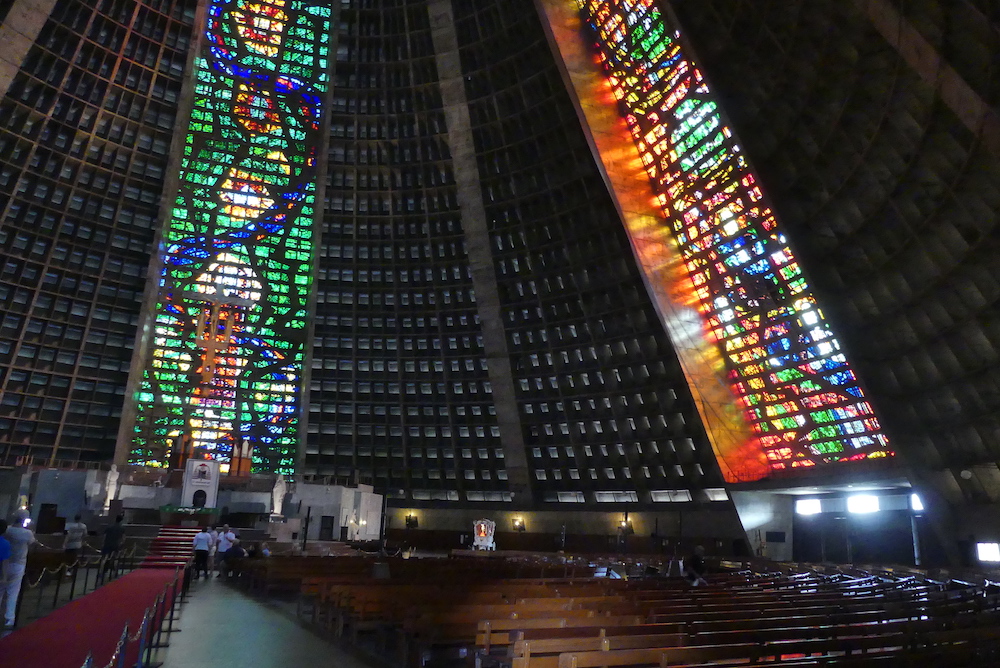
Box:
[405,514,418,529]
[512,517,526,532]
[619,513,634,535]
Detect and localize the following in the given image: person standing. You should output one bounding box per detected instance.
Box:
[0,519,9,631]
[63,514,88,560]
[102,515,125,556]
[101,514,126,575]
[192,526,212,579]
[684,545,708,587]
[0,521,10,576]
[2,510,37,629]
[215,524,235,576]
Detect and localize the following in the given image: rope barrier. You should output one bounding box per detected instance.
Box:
[127,607,152,643]
[22,564,62,589]
[22,545,141,590]
[96,623,128,668]
[36,539,150,559]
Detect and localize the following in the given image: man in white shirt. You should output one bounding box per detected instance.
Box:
[192,526,212,579]
[215,524,236,576]
[2,510,36,628]
[63,514,88,559]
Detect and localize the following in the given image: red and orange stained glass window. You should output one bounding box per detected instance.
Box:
[577,0,893,475]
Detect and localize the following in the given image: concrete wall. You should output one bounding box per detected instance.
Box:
[117,485,179,509]
[0,0,61,101]
[386,505,747,546]
[287,483,382,541]
[28,470,90,523]
[217,490,271,514]
[0,470,21,521]
[730,491,795,562]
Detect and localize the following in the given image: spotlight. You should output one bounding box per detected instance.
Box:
[847,495,879,514]
[795,499,822,515]
[977,543,1000,562]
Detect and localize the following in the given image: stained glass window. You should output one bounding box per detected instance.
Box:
[128,0,331,474]
[577,0,892,477]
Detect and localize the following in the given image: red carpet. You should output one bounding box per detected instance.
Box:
[140,526,199,569]
[0,568,180,668]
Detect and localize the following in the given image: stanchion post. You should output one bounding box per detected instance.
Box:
[165,569,180,633]
[85,557,95,593]
[35,570,46,618]
[134,609,151,668]
[52,564,65,608]
[114,622,129,668]
[68,558,80,600]
[151,591,168,650]
[142,606,156,668]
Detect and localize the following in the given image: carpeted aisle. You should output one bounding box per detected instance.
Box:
[0,568,180,668]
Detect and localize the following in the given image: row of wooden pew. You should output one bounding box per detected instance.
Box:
[239,552,598,594]
[246,553,1000,667]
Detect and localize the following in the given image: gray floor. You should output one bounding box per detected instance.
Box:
[151,577,378,668]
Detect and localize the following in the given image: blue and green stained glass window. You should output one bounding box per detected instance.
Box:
[129,0,331,474]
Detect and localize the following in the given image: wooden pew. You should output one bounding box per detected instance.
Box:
[512,633,687,668]
[478,616,648,653]
[492,580,996,657]
[548,631,923,667]
[509,604,1000,667]
[278,555,996,668]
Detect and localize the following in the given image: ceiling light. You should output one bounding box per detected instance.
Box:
[847,495,879,514]
[795,499,822,515]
